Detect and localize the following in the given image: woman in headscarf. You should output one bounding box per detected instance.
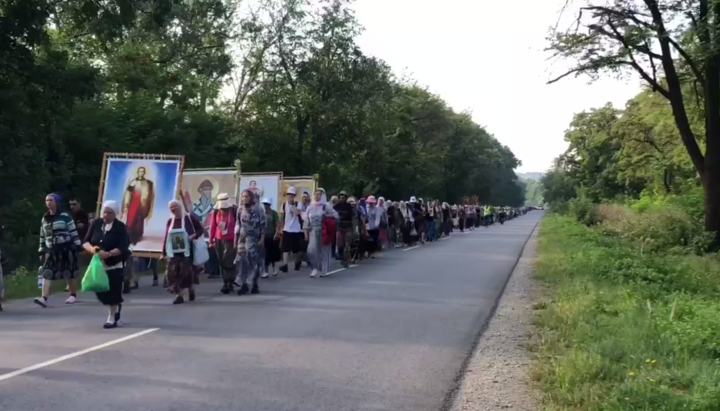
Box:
[234,189,266,294]
[261,197,281,278]
[35,193,82,308]
[303,188,336,277]
[82,201,130,328]
[329,195,339,259]
[365,196,386,258]
[209,193,237,294]
[376,197,388,250]
[163,199,204,304]
[398,200,414,247]
[442,202,452,236]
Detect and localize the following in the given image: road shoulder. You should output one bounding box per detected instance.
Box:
[450,222,540,411]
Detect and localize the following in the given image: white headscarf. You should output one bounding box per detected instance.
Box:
[169,199,184,217]
[102,200,120,215]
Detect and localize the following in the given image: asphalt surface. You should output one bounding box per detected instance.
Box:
[0,212,542,411]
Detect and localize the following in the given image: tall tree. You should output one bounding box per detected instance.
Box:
[548,0,720,235]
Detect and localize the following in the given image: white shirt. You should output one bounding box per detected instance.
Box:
[282,201,302,233]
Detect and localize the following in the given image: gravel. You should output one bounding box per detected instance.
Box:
[449,225,540,411]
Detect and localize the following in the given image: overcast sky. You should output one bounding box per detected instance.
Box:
[353,0,644,172]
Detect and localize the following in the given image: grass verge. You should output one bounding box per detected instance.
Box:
[2,258,164,301]
[532,214,720,411]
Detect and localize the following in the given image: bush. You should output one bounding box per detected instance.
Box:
[596,203,711,254]
[567,197,600,225]
[533,215,720,411]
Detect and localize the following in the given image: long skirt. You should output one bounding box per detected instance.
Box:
[41,245,79,280]
[307,228,332,274]
[96,267,124,306]
[367,229,380,254]
[215,239,237,281]
[401,221,413,245]
[236,245,263,286]
[264,236,281,266]
[166,255,194,294]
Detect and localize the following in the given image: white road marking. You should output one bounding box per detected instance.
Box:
[402,246,420,252]
[0,328,160,383]
[326,264,358,275]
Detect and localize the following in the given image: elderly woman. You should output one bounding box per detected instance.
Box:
[304,188,336,277]
[163,200,204,304]
[35,193,82,308]
[235,189,266,294]
[83,201,130,328]
[209,193,237,294]
[365,196,385,258]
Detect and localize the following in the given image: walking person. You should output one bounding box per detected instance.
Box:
[365,196,385,258]
[332,192,354,267]
[304,189,336,277]
[209,193,237,294]
[82,201,130,328]
[234,189,265,294]
[261,197,281,278]
[278,187,303,273]
[35,193,82,308]
[163,200,204,305]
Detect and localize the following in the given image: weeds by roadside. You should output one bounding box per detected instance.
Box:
[532,215,720,411]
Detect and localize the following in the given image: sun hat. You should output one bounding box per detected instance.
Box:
[261,197,272,205]
[286,186,297,195]
[409,196,417,203]
[215,193,235,209]
[367,195,377,203]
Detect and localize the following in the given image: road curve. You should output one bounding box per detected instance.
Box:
[0,212,542,411]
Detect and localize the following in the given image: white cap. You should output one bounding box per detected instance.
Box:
[286,186,296,195]
[410,196,417,203]
[261,197,271,205]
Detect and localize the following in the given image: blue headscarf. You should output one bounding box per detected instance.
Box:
[47,193,62,208]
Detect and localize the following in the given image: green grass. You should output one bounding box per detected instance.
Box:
[532,215,720,411]
[2,258,165,301]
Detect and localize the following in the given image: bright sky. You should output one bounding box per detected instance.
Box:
[353,0,644,173]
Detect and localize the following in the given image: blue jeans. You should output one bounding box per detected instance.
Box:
[427,220,436,241]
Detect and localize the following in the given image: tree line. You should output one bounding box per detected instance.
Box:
[543,0,717,233]
[0,0,525,270]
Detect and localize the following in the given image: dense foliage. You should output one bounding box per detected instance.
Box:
[547,0,720,234]
[0,0,524,270]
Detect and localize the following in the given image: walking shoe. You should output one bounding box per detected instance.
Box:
[294,262,301,271]
[172,295,184,305]
[237,284,249,295]
[279,264,288,273]
[220,282,230,294]
[34,297,48,308]
[261,272,269,279]
[310,269,318,278]
[250,284,259,294]
[65,295,77,304]
[189,289,196,302]
[152,279,159,287]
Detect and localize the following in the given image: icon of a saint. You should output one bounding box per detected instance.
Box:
[121,166,155,245]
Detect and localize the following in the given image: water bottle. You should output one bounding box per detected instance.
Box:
[37,266,44,289]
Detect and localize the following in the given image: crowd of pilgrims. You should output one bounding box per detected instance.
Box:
[0,189,528,328]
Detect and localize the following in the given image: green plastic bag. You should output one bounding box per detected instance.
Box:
[81,254,110,293]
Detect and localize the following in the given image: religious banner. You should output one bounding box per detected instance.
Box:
[238,173,283,210]
[181,168,238,239]
[281,176,318,204]
[97,153,184,256]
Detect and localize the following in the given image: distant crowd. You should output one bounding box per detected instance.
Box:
[0,189,529,329]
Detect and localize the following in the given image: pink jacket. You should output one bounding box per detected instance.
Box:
[209,209,236,241]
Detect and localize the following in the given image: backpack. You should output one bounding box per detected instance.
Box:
[321,205,336,245]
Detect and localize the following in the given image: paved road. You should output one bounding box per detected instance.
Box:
[0,212,542,411]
